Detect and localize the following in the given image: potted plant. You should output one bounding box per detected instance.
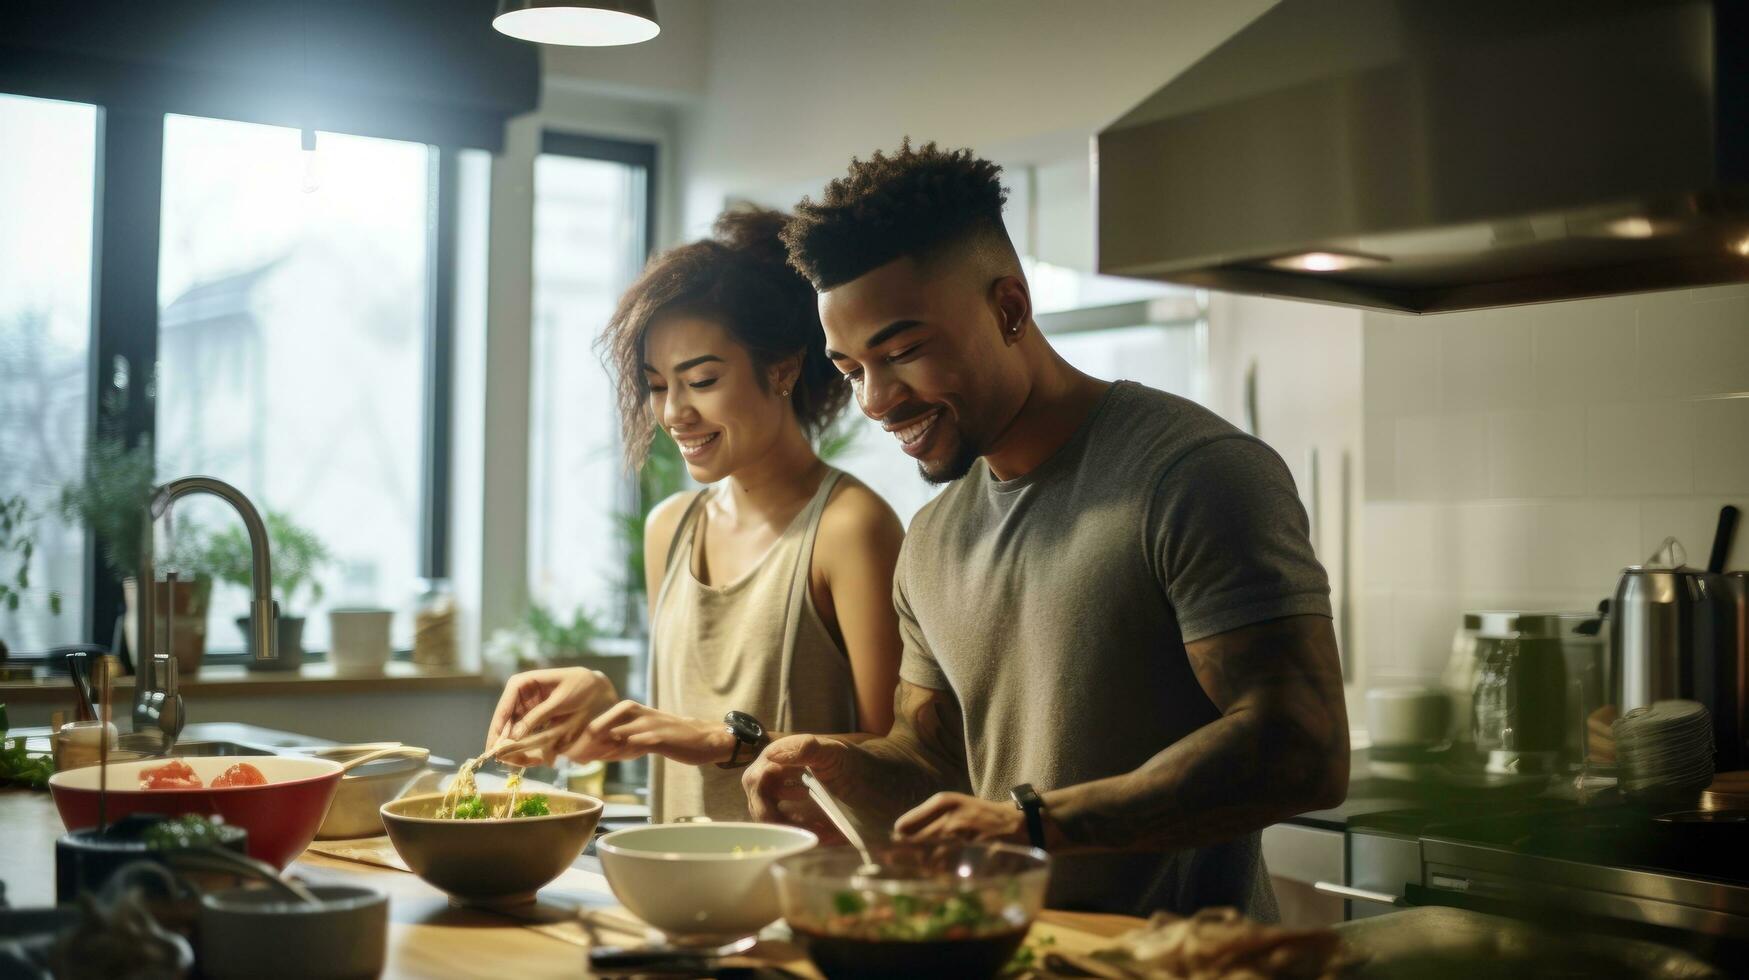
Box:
[58,436,215,674]
[201,509,329,670]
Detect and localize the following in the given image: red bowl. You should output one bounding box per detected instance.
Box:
[48,756,343,869]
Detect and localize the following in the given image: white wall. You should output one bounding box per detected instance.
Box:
[1361,284,1749,687]
[678,0,1275,236]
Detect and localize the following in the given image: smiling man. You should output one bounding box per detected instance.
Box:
[743,140,1349,919]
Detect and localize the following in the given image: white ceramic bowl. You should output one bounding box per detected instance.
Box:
[596,822,817,944]
[200,884,388,980]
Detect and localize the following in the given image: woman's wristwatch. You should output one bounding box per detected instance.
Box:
[716,710,770,769]
[1010,783,1047,850]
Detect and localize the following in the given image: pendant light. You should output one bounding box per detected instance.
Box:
[493,0,660,46]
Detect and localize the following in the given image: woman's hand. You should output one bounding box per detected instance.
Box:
[559,700,734,766]
[485,667,620,766]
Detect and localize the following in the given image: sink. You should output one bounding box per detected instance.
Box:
[164,740,275,757]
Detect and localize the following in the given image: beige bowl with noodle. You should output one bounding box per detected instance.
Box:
[379,790,603,907]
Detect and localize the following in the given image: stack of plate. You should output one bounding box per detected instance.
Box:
[1614,700,1716,799]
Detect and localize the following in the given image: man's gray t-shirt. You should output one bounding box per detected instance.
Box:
[895,381,1332,919]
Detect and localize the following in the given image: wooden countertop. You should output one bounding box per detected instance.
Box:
[0,661,494,705]
[0,789,1138,978]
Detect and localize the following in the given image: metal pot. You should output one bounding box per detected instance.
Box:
[309,746,430,839]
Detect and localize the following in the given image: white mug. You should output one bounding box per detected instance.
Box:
[327,608,393,674]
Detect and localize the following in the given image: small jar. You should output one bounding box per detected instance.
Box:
[411,578,458,668]
[54,720,118,772]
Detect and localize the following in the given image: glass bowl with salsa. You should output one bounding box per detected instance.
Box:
[773,842,1050,980]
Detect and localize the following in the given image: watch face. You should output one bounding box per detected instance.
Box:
[725,710,764,743]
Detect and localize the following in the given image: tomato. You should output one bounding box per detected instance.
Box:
[138,760,203,790]
[211,762,268,788]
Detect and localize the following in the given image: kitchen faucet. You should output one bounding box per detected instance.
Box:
[132,476,278,747]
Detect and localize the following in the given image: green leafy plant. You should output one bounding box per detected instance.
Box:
[525,600,601,658]
[0,495,61,616]
[58,433,157,583]
[200,509,329,614]
[0,704,54,789]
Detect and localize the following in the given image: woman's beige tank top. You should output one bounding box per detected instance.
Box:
[648,468,858,822]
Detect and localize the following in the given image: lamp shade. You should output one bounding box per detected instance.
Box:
[492,0,660,46]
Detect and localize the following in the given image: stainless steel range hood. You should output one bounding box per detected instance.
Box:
[1096,0,1749,313]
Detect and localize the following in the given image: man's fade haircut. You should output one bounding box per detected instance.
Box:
[782,139,1012,291]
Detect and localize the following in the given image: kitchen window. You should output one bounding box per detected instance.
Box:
[154,115,438,653]
[526,133,655,635]
[0,93,97,652]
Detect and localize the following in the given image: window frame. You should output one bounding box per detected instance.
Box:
[529,129,657,636]
[0,94,472,662]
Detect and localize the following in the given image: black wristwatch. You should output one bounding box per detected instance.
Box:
[1010,783,1047,850]
[717,710,770,769]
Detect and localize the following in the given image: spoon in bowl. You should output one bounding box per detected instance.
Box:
[801,770,881,876]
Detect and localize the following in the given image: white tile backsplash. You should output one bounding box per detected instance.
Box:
[1527,500,1642,594]
[1360,283,1749,684]
[1487,406,1587,497]
[1441,311,1536,413]
[1693,398,1749,493]
[1531,295,1639,406]
[1397,414,1490,499]
[1639,294,1749,401]
[1584,401,1696,496]
[1364,315,1441,417]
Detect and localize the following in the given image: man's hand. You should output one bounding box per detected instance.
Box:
[742,734,857,841]
[893,792,1026,846]
[559,700,733,766]
[485,667,620,766]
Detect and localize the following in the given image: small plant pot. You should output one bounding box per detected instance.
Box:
[123,576,213,675]
[237,615,305,671]
[328,608,393,675]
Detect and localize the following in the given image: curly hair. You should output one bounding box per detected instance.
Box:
[782,138,1011,291]
[597,205,850,470]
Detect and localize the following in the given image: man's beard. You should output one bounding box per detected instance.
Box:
[917,430,981,485]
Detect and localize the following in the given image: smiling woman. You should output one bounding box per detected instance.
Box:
[484,205,906,826]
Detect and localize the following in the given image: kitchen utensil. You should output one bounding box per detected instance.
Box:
[1612,549,1700,716]
[47,755,343,869]
[312,745,429,840]
[801,769,880,874]
[773,842,1050,980]
[64,651,96,722]
[1708,505,1739,574]
[596,822,817,945]
[199,884,388,980]
[97,655,110,832]
[52,719,118,773]
[379,790,603,908]
[326,608,392,675]
[1365,687,1451,750]
[1470,615,1567,774]
[1682,567,1739,769]
[1726,573,1749,768]
[588,935,757,976]
[1614,700,1715,800]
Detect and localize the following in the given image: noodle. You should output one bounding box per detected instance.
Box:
[434,754,529,820]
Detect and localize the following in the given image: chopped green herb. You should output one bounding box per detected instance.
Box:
[142,814,237,851]
[450,795,490,819]
[513,794,550,817]
[0,719,55,790]
[832,890,868,916]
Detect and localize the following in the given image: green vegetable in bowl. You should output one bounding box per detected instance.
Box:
[450,796,490,819]
[142,814,237,851]
[513,794,550,817]
[444,793,550,819]
[826,889,1014,942]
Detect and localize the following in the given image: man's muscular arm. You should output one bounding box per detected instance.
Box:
[744,680,970,833]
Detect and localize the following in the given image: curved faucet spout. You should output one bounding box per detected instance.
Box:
[134,476,280,742]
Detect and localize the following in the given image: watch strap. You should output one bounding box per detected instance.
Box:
[1011,783,1046,850]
